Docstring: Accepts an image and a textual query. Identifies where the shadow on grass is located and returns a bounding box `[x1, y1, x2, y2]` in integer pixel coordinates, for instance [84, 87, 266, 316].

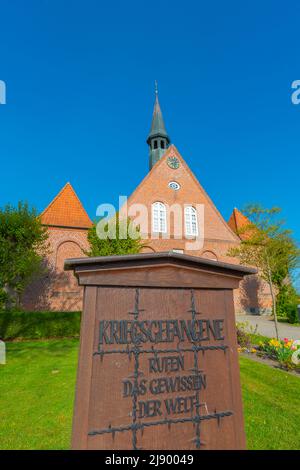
[0, 310, 81, 341]
[6, 338, 80, 359]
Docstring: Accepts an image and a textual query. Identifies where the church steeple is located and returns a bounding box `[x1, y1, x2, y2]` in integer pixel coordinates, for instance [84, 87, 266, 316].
[147, 82, 170, 170]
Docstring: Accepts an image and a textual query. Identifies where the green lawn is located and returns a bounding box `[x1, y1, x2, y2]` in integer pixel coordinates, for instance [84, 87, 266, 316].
[0, 339, 78, 450]
[240, 356, 300, 449]
[0, 339, 299, 450]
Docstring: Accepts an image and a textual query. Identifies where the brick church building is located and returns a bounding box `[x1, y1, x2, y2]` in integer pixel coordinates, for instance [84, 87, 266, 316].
[23, 91, 271, 314]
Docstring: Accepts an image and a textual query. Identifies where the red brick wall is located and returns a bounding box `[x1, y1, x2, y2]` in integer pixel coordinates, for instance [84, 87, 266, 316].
[23, 226, 89, 311]
[22, 146, 272, 315]
[123, 146, 240, 260]
[123, 146, 239, 261]
[123, 146, 272, 315]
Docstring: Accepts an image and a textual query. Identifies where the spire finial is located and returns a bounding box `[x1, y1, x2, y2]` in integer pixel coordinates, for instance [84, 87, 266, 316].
[155, 80, 158, 95]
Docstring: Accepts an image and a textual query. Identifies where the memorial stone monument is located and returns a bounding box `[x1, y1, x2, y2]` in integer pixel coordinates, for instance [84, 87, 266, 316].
[65, 252, 256, 450]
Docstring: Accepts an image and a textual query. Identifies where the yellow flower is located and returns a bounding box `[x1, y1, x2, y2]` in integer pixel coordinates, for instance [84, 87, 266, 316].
[270, 339, 280, 348]
[251, 348, 256, 353]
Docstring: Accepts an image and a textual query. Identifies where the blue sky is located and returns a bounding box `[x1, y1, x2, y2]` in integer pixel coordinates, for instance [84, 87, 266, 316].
[0, 1, 299, 283]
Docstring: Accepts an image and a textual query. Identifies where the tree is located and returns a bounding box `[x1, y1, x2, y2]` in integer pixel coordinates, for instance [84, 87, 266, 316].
[228, 205, 300, 339]
[0, 202, 49, 309]
[85, 214, 142, 257]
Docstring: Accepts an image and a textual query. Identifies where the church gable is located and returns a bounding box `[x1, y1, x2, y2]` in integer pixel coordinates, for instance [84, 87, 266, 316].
[127, 145, 240, 244]
[40, 182, 92, 229]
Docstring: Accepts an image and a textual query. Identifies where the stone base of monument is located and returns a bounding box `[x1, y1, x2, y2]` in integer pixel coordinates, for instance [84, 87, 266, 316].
[65, 252, 256, 450]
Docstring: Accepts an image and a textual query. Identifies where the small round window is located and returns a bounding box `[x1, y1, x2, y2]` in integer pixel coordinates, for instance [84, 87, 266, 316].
[168, 181, 180, 191]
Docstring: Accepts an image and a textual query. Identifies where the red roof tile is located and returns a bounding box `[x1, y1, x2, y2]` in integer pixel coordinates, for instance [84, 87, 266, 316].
[228, 208, 251, 240]
[40, 182, 92, 228]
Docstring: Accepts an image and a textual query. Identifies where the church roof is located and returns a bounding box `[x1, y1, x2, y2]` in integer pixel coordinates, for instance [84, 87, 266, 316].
[147, 92, 170, 144]
[40, 182, 92, 229]
[228, 208, 251, 240]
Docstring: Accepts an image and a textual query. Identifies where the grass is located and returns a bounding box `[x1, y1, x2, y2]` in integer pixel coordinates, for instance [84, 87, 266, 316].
[0, 339, 78, 449]
[240, 356, 300, 450]
[0, 339, 299, 450]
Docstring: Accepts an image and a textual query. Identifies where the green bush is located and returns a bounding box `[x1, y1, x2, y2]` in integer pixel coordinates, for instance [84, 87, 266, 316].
[277, 284, 299, 324]
[0, 310, 81, 341]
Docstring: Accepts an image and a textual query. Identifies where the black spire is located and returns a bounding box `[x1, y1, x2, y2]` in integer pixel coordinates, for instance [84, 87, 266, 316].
[147, 82, 170, 170]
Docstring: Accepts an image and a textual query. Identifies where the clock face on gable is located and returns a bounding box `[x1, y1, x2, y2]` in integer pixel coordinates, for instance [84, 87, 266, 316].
[167, 156, 180, 169]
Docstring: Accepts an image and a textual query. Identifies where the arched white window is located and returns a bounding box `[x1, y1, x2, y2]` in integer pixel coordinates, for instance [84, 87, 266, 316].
[152, 202, 167, 233]
[185, 206, 198, 236]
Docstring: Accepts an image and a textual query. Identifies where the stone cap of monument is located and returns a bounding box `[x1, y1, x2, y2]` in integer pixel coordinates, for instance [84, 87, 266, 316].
[65, 251, 256, 290]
